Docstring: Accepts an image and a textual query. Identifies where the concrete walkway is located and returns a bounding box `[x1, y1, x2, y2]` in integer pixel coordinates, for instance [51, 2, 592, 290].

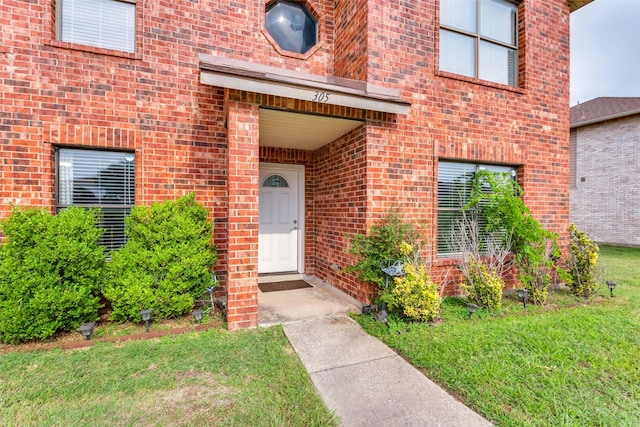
[283, 316, 492, 427]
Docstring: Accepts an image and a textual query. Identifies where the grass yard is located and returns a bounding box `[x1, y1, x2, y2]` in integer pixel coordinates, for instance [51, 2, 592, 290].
[0, 326, 337, 427]
[356, 245, 640, 426]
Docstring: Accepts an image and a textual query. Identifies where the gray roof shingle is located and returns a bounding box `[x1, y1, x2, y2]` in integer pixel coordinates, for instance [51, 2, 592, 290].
[570, 97, 640, 128]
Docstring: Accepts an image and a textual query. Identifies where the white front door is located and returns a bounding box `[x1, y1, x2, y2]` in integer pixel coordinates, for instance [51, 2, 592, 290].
[258, 165, 303, 274]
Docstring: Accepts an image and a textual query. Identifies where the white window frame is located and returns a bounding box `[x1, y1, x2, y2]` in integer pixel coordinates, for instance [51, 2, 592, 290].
[57, 0, 137, 53]
[439, 0, 519, 86]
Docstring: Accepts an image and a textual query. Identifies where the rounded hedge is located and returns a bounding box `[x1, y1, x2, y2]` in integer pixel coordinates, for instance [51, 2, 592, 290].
[0, 207, 105, 344]
[103, 194, 217, 322]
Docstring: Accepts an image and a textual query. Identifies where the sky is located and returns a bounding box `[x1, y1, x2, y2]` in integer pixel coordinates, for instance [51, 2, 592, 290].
[570, 0, 640, 106]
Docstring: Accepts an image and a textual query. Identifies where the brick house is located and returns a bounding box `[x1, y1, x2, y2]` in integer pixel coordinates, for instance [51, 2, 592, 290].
[570, 97, 640, 247]
[1, 0, 590, 329]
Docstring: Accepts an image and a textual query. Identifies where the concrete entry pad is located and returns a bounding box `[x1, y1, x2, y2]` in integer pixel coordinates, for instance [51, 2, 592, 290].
[258, 276, 361, 326]
[284, 316, 493, 427]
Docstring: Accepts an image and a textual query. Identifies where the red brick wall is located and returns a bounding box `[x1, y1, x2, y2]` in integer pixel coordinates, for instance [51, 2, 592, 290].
[334, 0, 368, 80]
[0, 0, 337, 213]
[313, 125, 372, 301]
[226, 100, 260, 330]
[361, 0, 571, 287]
[1, 0, 573, 323]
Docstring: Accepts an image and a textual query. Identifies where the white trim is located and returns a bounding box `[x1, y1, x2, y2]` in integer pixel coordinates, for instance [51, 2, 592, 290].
[201, 71, 410, 115]
[259, 163, 305, 274]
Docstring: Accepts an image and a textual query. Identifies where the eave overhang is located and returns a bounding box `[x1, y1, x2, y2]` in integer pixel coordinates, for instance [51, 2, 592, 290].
[571, 109, 640, 129]
[570, 0, 595, 12]
[199, 54, 411, 115]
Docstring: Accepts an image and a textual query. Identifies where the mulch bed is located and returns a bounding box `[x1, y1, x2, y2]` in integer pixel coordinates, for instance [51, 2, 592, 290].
[0, 316, 224, 355]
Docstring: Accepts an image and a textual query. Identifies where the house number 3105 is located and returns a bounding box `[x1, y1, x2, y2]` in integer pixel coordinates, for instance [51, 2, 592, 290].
[313, 91, 330, 103]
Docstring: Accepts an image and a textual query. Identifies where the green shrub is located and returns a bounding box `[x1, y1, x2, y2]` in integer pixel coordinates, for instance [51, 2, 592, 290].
[103, 194, 216, 322]
[460, 260, 504, 311]
[467, 171, 560, 305]
[564, 223, 599, 298]
[382, 263, 441, 322]
[0, 206, 105, 344]
[345, 210, 418, 288]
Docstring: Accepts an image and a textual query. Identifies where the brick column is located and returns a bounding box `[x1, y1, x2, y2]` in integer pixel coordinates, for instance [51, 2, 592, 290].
[225, 101, 260, 329]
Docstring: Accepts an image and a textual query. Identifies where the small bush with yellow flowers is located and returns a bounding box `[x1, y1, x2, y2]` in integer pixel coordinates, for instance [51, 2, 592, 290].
[563, 223, 600, 299]
[460, 260, 504, 311]
[381, 262, 442, 323]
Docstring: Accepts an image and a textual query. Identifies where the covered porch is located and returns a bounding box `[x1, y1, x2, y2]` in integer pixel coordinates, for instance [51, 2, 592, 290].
[199, 54, 410, 329]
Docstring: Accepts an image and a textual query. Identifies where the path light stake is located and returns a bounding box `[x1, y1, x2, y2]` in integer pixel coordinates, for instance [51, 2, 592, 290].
[375, 309, 388, 326]
[192, 309, 203, 324]
[207, 272, 218, 313]
[377, 260, 405, 325]
[77, 322, 95, 340]
[516, 288, 529, 309]
[466, 303, 479, 320]
[140, 309, 152, 332]
[606, 280, 617, 297]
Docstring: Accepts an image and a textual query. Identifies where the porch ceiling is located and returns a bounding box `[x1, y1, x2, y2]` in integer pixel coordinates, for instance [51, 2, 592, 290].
[260, 109, 363, 150]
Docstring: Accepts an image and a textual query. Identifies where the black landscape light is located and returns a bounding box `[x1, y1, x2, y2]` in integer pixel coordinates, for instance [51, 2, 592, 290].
[606, 280, 617, 297]
[207, 272, 218, 313]
[466, 303, 479, 320]
[377, 260, 404, 325]
[192, 309, 203, 324]
[375, 309, 388, 325]
[77, 322, 95, 340]
[140, 309, 152, 332]
[516, 288, 529, 309]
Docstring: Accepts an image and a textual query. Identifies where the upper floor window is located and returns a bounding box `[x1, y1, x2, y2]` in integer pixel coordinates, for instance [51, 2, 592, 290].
[57, 0, 136, 53]
[265, 0, 318, 55]
[439, 0, 519, 86]
[56, 148, 136, 251]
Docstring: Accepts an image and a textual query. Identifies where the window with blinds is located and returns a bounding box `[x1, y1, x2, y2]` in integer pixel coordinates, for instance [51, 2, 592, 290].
[56, 148, 135, 251]
[439, 0, 519, 86]
[57, 0, 136, 53]
[437, 161, 516, 256]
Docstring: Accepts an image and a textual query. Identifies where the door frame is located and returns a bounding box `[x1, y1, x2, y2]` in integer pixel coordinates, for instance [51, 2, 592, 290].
[258, 162, 305, 274]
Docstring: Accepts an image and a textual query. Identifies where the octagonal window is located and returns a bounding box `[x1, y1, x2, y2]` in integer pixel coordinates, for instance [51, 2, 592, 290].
[265, 1, 317, 55]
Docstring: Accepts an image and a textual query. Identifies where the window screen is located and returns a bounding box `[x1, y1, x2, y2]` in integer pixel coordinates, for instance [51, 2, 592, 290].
[437, 161, 516, 256]
[440, 0, 518, 86]
[58, 0, 136, 53]
[56, 148, 135, 251]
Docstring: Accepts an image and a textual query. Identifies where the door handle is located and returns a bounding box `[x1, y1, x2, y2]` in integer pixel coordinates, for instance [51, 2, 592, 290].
[292, 219, 298, 231]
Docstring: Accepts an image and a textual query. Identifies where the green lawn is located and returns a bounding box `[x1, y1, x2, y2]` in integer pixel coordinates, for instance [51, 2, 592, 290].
[356, 245, 640, 426]
[1, 246, 637, 426]
[0, 326, 337, 427]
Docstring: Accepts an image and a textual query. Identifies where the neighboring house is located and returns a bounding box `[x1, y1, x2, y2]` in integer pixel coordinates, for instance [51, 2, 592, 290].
[1, 0, 590, 329]
[570, 97, 640, 247]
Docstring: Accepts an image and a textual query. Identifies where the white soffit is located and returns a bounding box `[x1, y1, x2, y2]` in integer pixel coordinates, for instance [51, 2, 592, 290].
[260, 109, 363, 150]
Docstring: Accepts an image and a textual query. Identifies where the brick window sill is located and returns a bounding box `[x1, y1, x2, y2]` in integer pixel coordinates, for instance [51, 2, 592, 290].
[436, 70, 525, 95]
[47, 40, 141, 61]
